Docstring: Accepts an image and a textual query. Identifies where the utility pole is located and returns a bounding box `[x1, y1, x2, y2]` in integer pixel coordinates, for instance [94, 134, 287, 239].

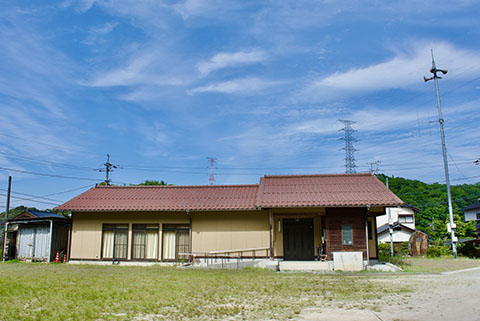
[424, 49, 457, 259]
[339, 120, 358, 173]
[386, 177, 394, 256]
[2, 176, 12, 262]
[99, 154, 118, 186]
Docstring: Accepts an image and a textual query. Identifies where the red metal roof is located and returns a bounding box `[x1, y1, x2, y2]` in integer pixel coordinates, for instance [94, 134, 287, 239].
[55, 173, 403, 212]
[256, 173, 403, 208]
[56, 185, 259, 212]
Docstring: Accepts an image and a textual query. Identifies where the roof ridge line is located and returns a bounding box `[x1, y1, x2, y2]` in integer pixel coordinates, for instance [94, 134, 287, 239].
[263, 173, 372, 178]
[96, 184, 259, 189]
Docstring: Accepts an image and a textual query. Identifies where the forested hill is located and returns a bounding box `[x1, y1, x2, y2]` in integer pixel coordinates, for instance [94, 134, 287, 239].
[376, 174, 480, 240]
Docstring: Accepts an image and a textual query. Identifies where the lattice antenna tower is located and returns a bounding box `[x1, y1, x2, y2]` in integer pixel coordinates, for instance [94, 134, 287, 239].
[339, 120, 358, 173]
[207, 157, 217, 185]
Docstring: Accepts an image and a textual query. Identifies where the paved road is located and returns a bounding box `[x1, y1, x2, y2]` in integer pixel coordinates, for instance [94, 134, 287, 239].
[300, 267, 480, 321]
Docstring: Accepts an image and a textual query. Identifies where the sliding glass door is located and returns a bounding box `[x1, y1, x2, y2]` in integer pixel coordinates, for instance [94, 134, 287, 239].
[162, 225, 190, 261]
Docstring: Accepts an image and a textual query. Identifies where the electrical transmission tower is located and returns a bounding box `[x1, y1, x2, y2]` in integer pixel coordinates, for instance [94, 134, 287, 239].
[99, 154, 118, 186]
[424, 49, 457, 259]
[339, 120, 358, 173]
[367, 160, 381, 174]
[207, 157, 217, 185]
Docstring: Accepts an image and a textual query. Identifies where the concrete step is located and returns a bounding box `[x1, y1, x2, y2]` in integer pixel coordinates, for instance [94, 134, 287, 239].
[279, 261, 332, 272]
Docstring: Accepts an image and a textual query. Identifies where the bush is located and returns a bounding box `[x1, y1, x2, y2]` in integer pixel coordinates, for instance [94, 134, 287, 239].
[426, 245, 451, 257]
[398, 242, 409, 256]
[378, 243, 390, 251]
[458, 242, 480, 258]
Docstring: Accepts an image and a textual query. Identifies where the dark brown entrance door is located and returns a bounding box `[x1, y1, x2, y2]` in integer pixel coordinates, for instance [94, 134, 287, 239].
[283, 218, 314, 260]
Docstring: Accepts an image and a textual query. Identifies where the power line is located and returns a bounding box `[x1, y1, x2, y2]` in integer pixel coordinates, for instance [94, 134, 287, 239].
[0, 166, 102, 182]
[7, 195, 60, 207]
[0, 184, 93, 206]
[0, 189, 62, 203]
[0, 133, 105, 156]
[0, 151, 98, 171]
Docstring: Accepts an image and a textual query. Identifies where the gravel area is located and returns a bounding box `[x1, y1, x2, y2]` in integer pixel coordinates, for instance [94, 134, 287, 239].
[299, 267, 480, 321]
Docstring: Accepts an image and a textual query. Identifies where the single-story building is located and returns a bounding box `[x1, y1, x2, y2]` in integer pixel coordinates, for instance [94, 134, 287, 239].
[4, 210, 71, 262]
[55, 173, 403, 264]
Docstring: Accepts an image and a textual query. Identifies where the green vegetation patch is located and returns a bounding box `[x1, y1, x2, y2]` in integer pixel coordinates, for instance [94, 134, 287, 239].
[0, 263, 412, 320]
[402, 257, 480, 273]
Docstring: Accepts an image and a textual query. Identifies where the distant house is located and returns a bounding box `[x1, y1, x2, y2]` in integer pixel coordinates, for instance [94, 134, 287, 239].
[55, 173, 403, 267]
[461, 199, 480, 236]
[376, 206, 418, 245]
[4, 210, 71, 262]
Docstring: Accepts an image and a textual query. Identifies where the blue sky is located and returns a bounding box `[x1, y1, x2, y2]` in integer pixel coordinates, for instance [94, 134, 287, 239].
[1, 0, 480, 210]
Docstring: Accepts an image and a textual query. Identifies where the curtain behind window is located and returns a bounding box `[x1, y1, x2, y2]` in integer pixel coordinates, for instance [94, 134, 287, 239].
[133, 232, 146, 259]
[114, 230, 128, 259]
[145, 231, 158, 259]
[176, 231, 189, 260]
[102, 230, 114, 258]
[163, 231, 176, 260]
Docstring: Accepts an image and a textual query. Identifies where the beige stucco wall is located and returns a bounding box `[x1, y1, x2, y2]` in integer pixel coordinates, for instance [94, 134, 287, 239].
[191, 211, 269, 255]
[70, 211, 189, 260]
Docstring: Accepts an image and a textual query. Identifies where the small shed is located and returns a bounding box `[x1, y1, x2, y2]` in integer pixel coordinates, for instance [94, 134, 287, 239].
[408, 231, 428, 256]
[6, 210, 70, 262]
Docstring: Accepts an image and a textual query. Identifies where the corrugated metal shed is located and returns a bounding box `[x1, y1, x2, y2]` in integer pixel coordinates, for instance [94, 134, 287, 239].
[7, 210, 70, 262]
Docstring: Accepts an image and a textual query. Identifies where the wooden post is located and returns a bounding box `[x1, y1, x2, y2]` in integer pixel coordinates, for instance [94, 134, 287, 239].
[365, 208, 370, 265]
[269, 209, 274, 260]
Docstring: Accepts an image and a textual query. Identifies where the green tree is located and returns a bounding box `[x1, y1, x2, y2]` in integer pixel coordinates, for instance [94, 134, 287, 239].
[132, 180, 173, 186]
[376, 174, 480, 242]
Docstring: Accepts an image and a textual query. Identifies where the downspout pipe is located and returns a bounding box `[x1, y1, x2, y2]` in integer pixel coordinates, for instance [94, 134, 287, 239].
[365, 205, 370, 267]
[187, 209, 192, 262]
[66, 221, 71, 262]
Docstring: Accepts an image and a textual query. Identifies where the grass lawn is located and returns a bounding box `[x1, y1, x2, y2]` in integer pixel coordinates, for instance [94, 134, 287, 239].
[402, 257, 480, 273]
[0, 263, 412, 321]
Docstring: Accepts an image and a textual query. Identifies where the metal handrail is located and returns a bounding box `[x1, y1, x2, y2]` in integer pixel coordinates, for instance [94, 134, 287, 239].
[179, 247, 270, 267]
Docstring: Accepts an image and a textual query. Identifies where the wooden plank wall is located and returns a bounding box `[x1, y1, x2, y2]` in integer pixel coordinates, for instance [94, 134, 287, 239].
[325, 207, 367, 259]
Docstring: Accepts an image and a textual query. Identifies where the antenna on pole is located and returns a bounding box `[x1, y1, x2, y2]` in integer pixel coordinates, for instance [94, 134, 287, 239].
[339, 120, 358, 173]
[424, 49, 457, 259]
[207, 157, 216, 185]
[99, 154, 118, 186]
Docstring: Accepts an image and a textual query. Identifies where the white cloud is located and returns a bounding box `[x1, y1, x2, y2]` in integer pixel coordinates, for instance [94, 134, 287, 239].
[197, 50, 267, 76]
[189, 77, 280, 95]
[312, 42, 480, 92]
[90, 22, 118, 35]
[173, 0, 241, 20]
[87, 49, 192, 89]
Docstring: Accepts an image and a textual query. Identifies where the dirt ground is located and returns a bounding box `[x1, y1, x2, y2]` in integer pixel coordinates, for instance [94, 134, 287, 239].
[299, 267, 480, 321]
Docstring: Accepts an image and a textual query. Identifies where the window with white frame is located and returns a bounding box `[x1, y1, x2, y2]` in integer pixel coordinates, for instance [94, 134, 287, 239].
[399, 215, 414, 223]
